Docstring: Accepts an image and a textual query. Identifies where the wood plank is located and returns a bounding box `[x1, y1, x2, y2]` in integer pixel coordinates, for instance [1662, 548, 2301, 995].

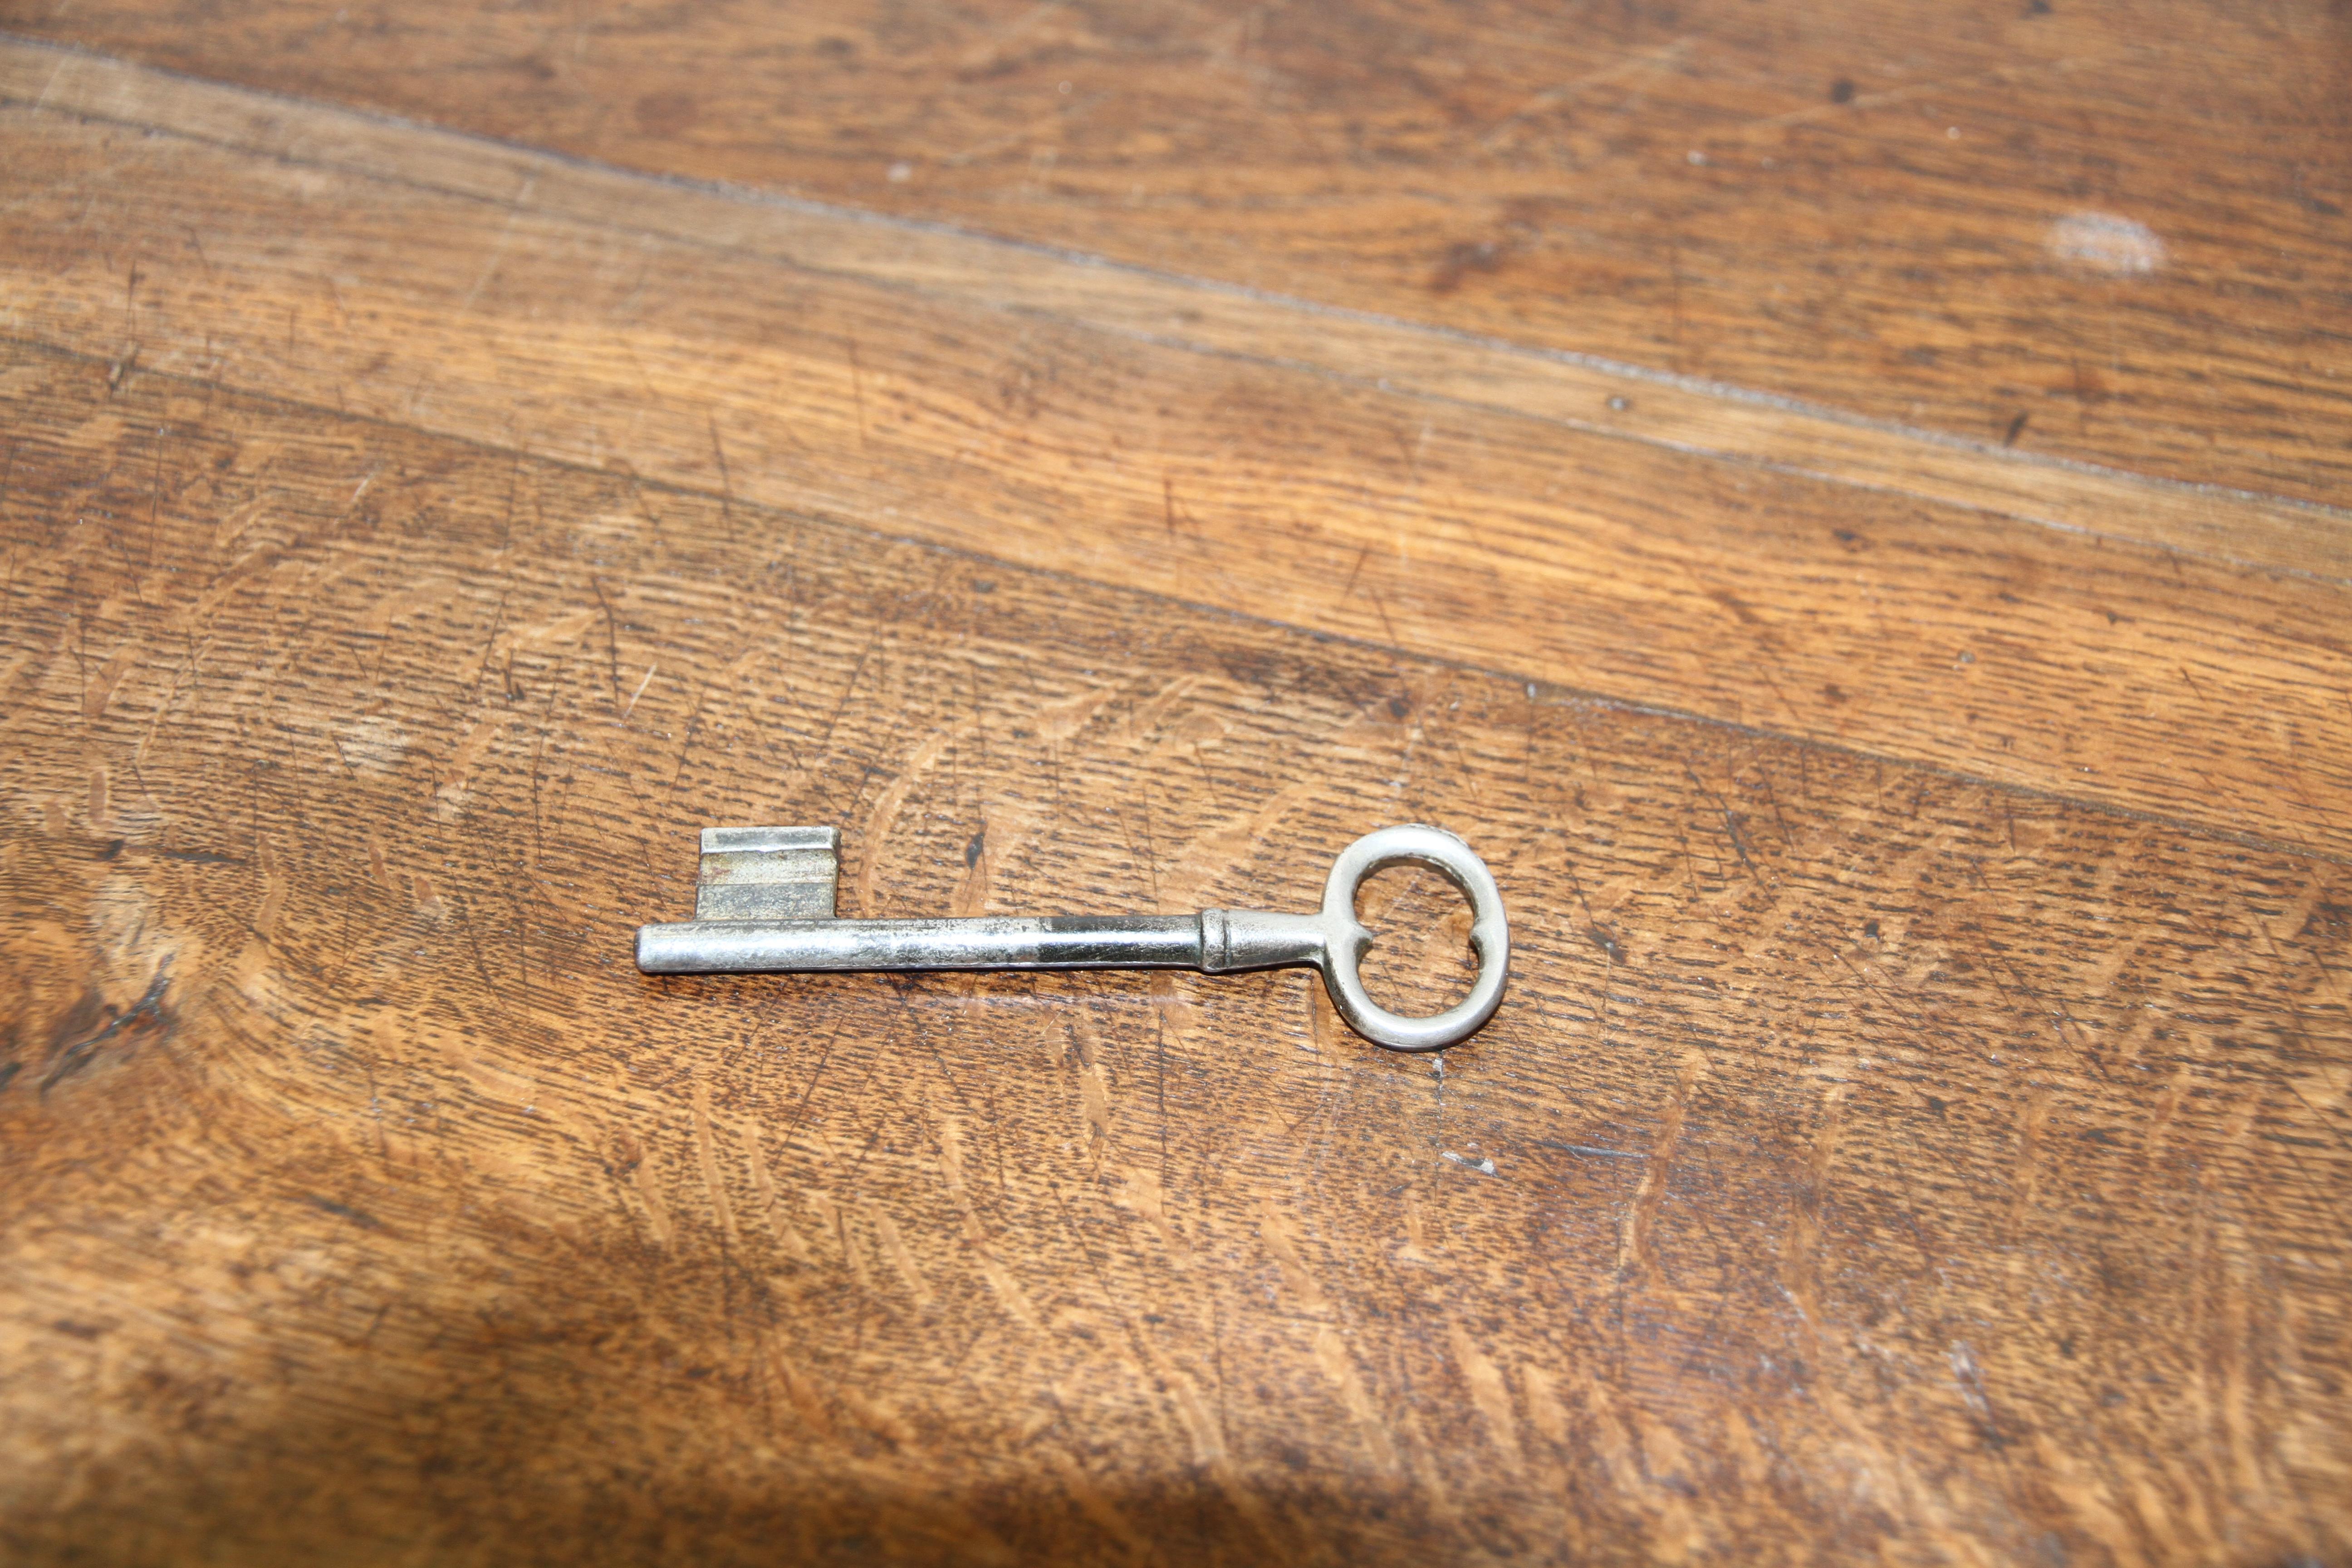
[4, 343, 2347, 1564]
[8, 37, 2346, 585]
[5, 0, 2348, 506]
[3, 59, 2349, 862]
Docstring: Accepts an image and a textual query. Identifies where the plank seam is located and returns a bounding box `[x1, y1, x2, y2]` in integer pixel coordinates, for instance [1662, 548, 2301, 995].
[2, 32, 2346, 585]
[6, 329, 2339, 871]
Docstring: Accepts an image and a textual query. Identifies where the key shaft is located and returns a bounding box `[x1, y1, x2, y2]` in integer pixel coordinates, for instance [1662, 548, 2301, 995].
[637, 913, 1206, 974]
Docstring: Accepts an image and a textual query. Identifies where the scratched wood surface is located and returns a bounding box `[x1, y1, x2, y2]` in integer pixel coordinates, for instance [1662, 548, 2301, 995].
[4, 49, 2351, 867]
[6, 0, 2349, 507]
[3, 345, 2347, 1566]
[2, 7, 2350, 1567]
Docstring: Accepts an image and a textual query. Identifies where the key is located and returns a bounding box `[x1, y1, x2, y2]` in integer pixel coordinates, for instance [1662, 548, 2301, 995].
[635, 823, 1509, 1051]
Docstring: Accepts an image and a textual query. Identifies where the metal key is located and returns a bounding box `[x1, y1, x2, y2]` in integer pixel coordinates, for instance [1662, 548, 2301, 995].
[635, 823, 1509, 1051]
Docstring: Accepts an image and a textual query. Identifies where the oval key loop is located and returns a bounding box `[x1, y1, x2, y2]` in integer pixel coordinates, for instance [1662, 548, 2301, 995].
[1315, 825, 1510, 1053]
[638, 820, 1512, 1051]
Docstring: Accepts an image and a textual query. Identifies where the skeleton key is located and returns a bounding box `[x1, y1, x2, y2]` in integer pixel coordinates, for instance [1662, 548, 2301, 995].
[635, 823, 1509, 1051]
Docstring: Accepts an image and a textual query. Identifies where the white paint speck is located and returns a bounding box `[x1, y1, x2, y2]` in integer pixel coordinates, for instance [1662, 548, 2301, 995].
[1686, 149, 1706, 165]
[887, 161, 913, 183]
[2048, 211, 2165, 277]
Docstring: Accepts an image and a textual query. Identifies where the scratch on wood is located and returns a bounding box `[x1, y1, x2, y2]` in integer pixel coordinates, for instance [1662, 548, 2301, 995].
[691, 1076, 740, 1246]
[1312, 1323, 1400, 1472]
[590, 576, 622, 710]
[870, 1205, 934, 1306]
[2008, 1086, 2052, 1239]
[743, 1129, 812, 1261]
[1617, 1052, 1704, 1285]
[1449, 1318, 1527, 1472]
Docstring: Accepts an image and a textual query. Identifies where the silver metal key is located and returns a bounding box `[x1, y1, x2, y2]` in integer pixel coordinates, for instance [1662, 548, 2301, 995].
[635, 823, 1509, 1051]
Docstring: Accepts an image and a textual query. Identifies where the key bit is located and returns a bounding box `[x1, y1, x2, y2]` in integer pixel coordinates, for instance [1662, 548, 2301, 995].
[635, 823, 1509, 1052]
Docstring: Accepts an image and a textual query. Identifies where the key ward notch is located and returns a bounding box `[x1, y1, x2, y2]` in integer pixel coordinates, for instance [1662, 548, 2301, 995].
[694, 824, 840, 921]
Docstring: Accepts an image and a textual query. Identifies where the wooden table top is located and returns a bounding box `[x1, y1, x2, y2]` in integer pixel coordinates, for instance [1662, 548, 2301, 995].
[1, 5, 2345, 1563]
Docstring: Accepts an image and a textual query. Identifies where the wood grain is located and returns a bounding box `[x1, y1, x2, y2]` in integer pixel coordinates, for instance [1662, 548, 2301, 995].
[7, 37, 2345, 585]
[4, 50, 2351, 865]
[5, 0, 2348, 506]
[4, 344, 2347, 1565]
[4, 12, 2349, 1565]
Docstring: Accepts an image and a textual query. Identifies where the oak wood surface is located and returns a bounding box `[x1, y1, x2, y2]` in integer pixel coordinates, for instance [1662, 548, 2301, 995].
[5, 36, 2347, 591]
[5, 0, 2349, 507]
[3, 49, 2350, 864]
[3, 345, 2347, 1566]
[1, 9, 2349, 1567]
